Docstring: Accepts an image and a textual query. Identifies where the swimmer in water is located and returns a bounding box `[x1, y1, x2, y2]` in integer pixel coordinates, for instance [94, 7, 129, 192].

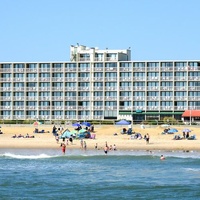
[160, 155, 165, 160]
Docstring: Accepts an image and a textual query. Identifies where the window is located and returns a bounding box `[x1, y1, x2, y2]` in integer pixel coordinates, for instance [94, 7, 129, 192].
[161, 62, 173, 67]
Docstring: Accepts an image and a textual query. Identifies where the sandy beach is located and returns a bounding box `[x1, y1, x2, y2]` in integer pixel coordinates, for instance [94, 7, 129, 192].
[0, 124, 200, 151]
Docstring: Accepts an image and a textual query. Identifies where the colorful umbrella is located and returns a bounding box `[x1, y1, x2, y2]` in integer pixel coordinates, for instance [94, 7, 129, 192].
[182, 128, 191, 133]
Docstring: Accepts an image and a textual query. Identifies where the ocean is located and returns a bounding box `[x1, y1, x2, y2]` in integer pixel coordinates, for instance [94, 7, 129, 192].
[0, 149, 200, 200]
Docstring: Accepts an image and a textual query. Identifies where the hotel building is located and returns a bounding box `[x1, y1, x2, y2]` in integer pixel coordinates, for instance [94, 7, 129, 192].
[0, 45, 199, 122]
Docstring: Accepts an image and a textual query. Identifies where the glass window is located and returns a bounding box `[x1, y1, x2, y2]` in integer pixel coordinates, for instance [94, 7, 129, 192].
[105, 63, 117, 68]
[65, 63, 77, 68]
[40, 63, 50, 68]
[94, 63, 103, 67]
[133, 62, 145, 67]
[147, 62, 159, 67]
[53, 63, 63, 68]
[161, 62, 173, 67]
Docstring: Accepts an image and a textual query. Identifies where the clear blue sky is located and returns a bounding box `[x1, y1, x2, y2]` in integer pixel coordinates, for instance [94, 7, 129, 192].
[0, 0, 200, 62]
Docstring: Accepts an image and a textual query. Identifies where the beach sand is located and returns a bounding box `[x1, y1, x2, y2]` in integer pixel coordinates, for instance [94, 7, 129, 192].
[0, 124, 200, 151]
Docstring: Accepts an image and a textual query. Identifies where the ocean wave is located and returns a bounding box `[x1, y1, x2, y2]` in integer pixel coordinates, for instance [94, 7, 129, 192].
[1, 153, 58, 159]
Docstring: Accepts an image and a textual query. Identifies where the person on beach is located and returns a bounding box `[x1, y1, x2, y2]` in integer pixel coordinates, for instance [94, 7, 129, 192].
[146, 133, 150, 144]
[104, 145, 109, 155]
[95, 143, 98, 150]
[84, 141, 87, 150]
[61, 143, 66, 155]
[113, 144, 117, 151]
[160, 155, 165, 160]
[80, 139, 83, 149]
[55, 135, 59, 143]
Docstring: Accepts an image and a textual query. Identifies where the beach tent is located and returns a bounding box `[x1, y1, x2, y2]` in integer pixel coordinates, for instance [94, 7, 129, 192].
[60, 129, 77, 138]
[115, 120, 131, 125]
[33, 121, 42, 126]
[168, 128, 178, 134]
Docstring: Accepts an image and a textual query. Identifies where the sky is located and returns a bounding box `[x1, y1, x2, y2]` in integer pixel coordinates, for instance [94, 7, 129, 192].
[0, 0, 200, 62]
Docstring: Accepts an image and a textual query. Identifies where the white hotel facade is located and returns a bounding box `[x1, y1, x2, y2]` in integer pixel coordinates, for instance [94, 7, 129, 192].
[0, 44, 199, 122]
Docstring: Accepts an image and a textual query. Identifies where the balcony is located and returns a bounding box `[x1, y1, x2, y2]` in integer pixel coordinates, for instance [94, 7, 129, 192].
[52, 115, 63, 120]
[38, 68, 51, 72]
[105, 96, 117, 101]
[39, 115, 50, 119]
[65, 96, 76, 101]
[93, 115, 104, 120]
[105, 57, 117, 61]
[65, 77, 77, 81]
[133, 96, 145, 101]
[133, 86, 146, 91]
[160, 106, 173, 110]
[105, 77, 118, 81]
[120, 86, 132, 91]
[13, 78, 25, 82]
[188, 76, 200, 81]
[13, 68, 25, 73]
[13, 87, 25, 91]
[160, 96, 173, 101]
[38, 87, 50, 91]
[93, 77, 103, 81]
[147, 86, 159, 91]
[77, 115, 90, 120]
[174, 96, 188, 101]
[0, 78, 12, 82]
[105, 87, 117, 91]
[146, 96, 160, 101]
[104, 106, 117, 110]
[0, 97, 12, 101]
[26, 78, 37, 82]
[174, 86, 187, 91]
[0, 106, 11, 110]
[93, 67, 103, 71]
[146, 106, 159, 110]
[147, 77, 159, 81]
[132, 77, 145, 81]
[26, 68, 37, 73]
[105, 67, 117, 71]
[65, 87, 77, 91]
[147, 67, 159, 71]
[78, 96, 90, 101]
[93, 86, 103, 91]
[65, 106, 76, 110]
[27, 96, 38, 101]
[93, 96, 104, 101]
[51, 97, 63, 101]
[78, 77, 90, 81]
[188, 96, 200, 100]
[78, 87, 90, 91]
[13, 106, 24, 110]
[52, 68, 63, 72]
[52, 87, 64, 91]
[93, 106, 104, 110]
[174, 76, 187, 81]
[174, 106, 187, 110]
[119, 77, 132, 81]
[120, 96, 132, 101]
[133, 106, 145, 110]
[13, 97, 25, 100]
[78, 106, 90, 110]
[119, 67, 132, 72]
[52, 77, 64, 82]
[160, 76, 173, 81]
[52, 106, 63, 110]
[38, 78, 51, 82]
[38, 106, 50, 110]
[65, 67, 77, 72]
[38, 96, 51, 101]
[13, 115, 25, 120]
[119, 106, 132, 110]
[78, 68, 90, 72]
[160, 86, 173, 91]
[0, 68, 12, 73]
[133, 67, 145, 72]
[65, 115, 77, 120]
[160, 67, 173, 71]
[25, 106, 37, 110]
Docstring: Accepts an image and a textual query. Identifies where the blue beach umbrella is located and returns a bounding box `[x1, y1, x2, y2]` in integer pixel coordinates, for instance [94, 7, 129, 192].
[72, 122, 81, 127]
[81, 122, 91, 127]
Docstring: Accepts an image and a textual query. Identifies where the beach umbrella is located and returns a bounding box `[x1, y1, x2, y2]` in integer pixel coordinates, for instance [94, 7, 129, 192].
[115, 120, 131, 125]
[81, 122, 91, 127]
[168, 128, 178, 133]
[182, 128, 191, 133]
[72, 122, 81, 127]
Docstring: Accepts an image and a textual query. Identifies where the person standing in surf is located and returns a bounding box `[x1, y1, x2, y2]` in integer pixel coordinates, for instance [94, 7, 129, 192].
[61, 143, 66, 155]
